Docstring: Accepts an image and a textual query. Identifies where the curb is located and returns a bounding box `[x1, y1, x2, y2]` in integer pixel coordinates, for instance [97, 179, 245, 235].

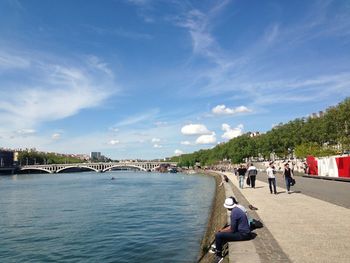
[302, 174, 350, 182]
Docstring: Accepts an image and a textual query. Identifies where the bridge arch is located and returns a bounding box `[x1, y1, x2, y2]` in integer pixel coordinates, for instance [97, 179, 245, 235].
[103, 164, 147, 172]
[151, 165, 161, 171]
[20, 167, 52, 174]
[56, 166, 99, 173]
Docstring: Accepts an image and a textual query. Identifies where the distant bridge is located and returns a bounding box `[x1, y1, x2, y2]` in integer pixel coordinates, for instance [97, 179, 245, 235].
[19, 161, 177, 174]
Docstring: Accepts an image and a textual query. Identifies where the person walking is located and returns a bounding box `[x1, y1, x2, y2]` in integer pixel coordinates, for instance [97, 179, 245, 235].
[283, 163, 294, 194]
[247, 163, 258, 188]
[212, 197, 252, 263]
[237, 164, 247, 189]
[266, 162, 277, 194]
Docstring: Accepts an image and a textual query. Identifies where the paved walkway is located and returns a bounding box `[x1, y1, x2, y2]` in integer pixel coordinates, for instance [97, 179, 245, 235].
[221, 172, 350, 263]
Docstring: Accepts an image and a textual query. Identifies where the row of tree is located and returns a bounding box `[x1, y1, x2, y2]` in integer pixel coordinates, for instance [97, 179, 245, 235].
[17, 151, 83, 165]
[171, 98, 350, 167]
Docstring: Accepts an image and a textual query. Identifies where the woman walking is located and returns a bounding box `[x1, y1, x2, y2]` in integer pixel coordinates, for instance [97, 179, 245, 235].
[283, 163, 294, 194]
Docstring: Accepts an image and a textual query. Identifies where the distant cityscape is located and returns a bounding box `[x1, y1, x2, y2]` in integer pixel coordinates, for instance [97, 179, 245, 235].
[0, 147, 171, 170]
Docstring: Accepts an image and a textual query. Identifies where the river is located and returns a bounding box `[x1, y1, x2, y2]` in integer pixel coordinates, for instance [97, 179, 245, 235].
[0, 171, 215, 263]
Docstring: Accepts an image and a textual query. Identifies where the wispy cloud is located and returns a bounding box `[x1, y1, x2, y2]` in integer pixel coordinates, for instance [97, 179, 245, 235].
[85, 25, 153, 40]
[52, 133, 61, 140]
[151, 137, 161, 143]
[0, 52, 30, 69]
[108, 139, 120, 145]
[114, 109, 159, 127]
[0, 49, 117, 136]
[16, 129, 36, 137]
[174, 7, 227, 66]
[171, 0, 350, 106]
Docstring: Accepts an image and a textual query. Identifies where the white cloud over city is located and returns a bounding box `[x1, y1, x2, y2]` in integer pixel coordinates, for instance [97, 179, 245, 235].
[195, 132, 216, 145]
[174, 149, 183, 156]
[212, 105, 252, 115]
[221, 124, 244, 140]
[181, 124, 211, 135]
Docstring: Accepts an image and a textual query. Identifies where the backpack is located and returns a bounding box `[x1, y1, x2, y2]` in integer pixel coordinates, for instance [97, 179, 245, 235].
[249, 169, 258, 176]
[250, 218, 263, 231]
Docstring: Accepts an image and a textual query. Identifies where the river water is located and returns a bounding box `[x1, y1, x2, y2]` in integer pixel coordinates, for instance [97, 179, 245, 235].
[0, 171, 215, 263]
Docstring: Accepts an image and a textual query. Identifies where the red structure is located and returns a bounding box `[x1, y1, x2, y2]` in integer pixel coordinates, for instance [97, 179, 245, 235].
[306, 155, 318, 175]
[336, 156, 350, 178]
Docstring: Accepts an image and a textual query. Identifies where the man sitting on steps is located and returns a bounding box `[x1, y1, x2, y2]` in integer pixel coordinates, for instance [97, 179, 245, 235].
[213, 197, 252, 263]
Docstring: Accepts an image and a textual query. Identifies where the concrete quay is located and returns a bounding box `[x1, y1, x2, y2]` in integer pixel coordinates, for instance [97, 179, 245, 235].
[219, 172, 350, 263]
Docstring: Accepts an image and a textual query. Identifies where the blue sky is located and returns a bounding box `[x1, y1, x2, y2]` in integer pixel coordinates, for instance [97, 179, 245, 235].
[0, 0, 349, 160]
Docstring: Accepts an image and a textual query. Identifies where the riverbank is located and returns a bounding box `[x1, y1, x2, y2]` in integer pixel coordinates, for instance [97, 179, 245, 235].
[196, 171, 227, 263]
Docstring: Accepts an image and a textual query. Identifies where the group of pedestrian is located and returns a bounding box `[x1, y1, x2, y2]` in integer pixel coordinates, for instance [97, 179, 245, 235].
[235, 162, 296, 194]
[236, 163, 258, 189]
[266, 161, 295, 194]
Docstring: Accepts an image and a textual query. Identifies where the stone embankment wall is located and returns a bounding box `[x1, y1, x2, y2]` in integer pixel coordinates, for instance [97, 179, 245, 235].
[197, 171, 227, 263]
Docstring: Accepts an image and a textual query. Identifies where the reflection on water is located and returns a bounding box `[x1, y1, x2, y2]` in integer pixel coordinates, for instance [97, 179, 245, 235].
[0, 171, 214, 263]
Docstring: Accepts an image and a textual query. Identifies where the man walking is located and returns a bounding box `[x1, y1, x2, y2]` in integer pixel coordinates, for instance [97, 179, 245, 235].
[213, 197, 252, 263]
[237, 165, 247, 189]
[266, 162, 277, 194]
[247, 163, 258, 188]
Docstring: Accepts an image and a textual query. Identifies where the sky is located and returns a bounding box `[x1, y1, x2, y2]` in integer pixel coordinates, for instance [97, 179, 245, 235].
[0, 0, 350, 160]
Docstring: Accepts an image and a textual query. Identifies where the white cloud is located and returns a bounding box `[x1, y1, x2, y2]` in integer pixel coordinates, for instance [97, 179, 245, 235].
[0, 52, 30, 70]
[126, 0, 150, 6]
[154, 121, 167, 127]
[109, 139, 120, 145]
[181, 140, 192, 145]
[221, 123, 244, 140]
[16, 129, 36, 136]
[151, 137, 161, 143]
[153, 144, 162, 148]
[264, 24, 280, 44]
[0, 50, 116, 131]
[195, 132, 216, 145]
[52, 133, 61, 140]
[86, 55, 113, 77]
[174, 149, 183, 156]
[212, 105, 251, 115]
[115, 109, 159, 127]
[109, 127, 119, 132]
[181, 124, 211, 135]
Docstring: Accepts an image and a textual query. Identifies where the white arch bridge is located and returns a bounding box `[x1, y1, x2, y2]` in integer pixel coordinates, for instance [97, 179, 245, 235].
[19, 161, 177, 174]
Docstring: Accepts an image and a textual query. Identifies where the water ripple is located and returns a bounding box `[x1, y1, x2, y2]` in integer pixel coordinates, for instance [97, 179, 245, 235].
[0, 172, 214, 263]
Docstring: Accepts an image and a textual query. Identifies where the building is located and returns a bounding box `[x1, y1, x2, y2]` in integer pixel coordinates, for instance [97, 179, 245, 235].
[90, 152, 101, 161]
[0, 150, 14, 167]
